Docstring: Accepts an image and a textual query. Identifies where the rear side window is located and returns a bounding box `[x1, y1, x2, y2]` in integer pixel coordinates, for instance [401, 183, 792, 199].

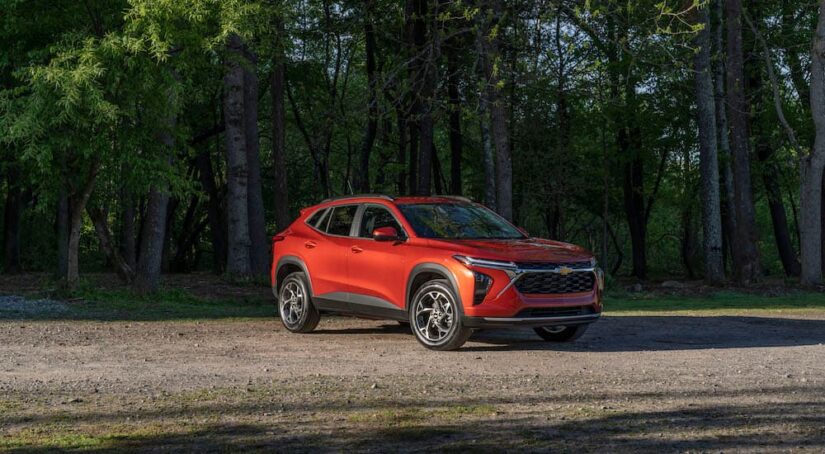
[326, 205, 358, 236]
[306, 208, 327, 228]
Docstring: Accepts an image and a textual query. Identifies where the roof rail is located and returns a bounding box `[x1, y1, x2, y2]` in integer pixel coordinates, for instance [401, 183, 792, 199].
[432, 195, 474, 203]
[320, 194, 395, 203]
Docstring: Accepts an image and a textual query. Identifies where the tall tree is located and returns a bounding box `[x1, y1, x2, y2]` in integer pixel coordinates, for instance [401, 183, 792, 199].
[725, 0, 761, 283]
[354, 1, 378, 193]
[243, 45, 268, 276]
[713, 0, 737, 270]
[478, 0, 512, 220]
[694, 2, 725, 284]
[446, 54, 463, 195]
[802, 0, 825, 286]
[224, 33, 252, 277]
[271, 21, 290, 231]
[3, 170, 23, 273]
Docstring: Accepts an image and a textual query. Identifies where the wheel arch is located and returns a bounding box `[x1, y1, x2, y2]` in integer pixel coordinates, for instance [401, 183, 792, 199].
[275, 256, 314, 299]
[405, 263, 464, 314]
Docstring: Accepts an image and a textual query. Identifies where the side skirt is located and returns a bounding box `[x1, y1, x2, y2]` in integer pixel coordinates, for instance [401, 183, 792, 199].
[313, 292, 407, 322]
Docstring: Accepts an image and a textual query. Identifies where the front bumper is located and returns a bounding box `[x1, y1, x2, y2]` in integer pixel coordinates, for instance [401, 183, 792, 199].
[457, 260, 605, 321]
[462, 312, 600, 329]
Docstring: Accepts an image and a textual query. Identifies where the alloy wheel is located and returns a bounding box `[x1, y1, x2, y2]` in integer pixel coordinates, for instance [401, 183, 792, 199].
[414, 289, 455, 343]
[280, 280, 305, 326]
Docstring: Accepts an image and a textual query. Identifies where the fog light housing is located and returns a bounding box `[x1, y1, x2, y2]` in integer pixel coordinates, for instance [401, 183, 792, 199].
[473, 272, 492, 305]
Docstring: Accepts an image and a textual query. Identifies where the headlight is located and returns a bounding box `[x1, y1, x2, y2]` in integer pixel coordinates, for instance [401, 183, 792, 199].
[453, 255, 518, 271]
[590, 257, 597, 268]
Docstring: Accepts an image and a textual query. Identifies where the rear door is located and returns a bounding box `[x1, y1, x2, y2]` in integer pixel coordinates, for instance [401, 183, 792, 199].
[347, 204, 409, 318]
[309, 204, 358, 308]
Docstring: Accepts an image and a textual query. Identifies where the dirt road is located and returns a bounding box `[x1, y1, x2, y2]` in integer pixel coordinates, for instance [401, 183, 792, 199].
[2, 308, 825, 452]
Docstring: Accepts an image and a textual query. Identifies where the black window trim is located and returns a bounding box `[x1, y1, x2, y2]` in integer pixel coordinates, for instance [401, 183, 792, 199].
[353, 203, 408, 241]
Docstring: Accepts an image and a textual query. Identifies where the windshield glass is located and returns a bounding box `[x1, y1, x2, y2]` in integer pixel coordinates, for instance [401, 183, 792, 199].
[397, 203, 525, 240]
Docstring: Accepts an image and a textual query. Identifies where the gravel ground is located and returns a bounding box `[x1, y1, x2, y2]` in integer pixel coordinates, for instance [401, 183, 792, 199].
[1, 296, 825, 452]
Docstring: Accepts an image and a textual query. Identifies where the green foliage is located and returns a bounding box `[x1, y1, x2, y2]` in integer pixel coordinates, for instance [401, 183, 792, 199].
[0, 0, 818, 283]
[607, 290, 825, 313]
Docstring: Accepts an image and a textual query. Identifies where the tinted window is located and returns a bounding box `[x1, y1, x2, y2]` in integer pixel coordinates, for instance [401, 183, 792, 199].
[306, 208, 327, 227]
[397, 203, 524, 240]
[358, 206, 404, 238]
[326, 205, 358, 236]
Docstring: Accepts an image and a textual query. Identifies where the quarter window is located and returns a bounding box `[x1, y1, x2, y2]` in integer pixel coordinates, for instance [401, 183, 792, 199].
[326, 205, 358, 236]
[358, 206, 404, 238]
[306, 208, 327, 228]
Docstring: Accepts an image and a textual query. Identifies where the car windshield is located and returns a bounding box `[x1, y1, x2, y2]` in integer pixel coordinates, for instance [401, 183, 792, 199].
[397, 203, 525, 240]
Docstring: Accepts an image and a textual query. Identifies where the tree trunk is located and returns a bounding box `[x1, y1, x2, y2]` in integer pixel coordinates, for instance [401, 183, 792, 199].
[170, 195, 199, 272]
[801, 0, 825, 286]
[415, 0, 435, 196]
[133, 186, 170, 293]
[396, 107, 408, 195]
[66, 206, 84, 288]
[355, 3, 378, 193]
[447, 52, 463, 195]
[194, 150, 227, 273]
[694, 2, 725, 284]
[478, 0, 512, 219]
[3, 170, 22, 273]
[479, 117, 496, 210]
[725, 0, 761, 283]
[405, 0, 423, 196]
[133, 91, 176, 293]
[243, 45, 268, 277]
[160, 197, 178, 273]
[224, 33, 252, 277]
[66, 162, 100, 289]
[714, 0, 737, 272]
[56, 190, 69, 279]
[271, 47, 290, 231]
[88, 206, 135, 283]
[120, 189, 136, 269]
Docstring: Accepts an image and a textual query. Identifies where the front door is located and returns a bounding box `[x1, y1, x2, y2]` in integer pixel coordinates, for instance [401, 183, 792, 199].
[347, 204, 409, 319]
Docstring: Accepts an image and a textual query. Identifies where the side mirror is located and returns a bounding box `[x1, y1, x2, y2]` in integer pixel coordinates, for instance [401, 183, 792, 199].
[373, 226, 400, 242]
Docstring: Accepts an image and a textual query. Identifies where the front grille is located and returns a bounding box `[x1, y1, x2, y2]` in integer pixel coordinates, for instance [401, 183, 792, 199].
[515, 271, 595, 294]
[515, 306, 595, 318]
[516, 261, 592, 271]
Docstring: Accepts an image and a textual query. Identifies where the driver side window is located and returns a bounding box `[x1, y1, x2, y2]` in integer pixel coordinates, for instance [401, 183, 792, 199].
[358, 206, 404, 239]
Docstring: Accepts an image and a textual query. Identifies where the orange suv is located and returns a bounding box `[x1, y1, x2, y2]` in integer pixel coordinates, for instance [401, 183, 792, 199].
[270, 195, 603, 350]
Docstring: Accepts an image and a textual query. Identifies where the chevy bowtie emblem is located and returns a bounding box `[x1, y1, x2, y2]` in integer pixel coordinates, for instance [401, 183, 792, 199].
[558, 266, 573, 276]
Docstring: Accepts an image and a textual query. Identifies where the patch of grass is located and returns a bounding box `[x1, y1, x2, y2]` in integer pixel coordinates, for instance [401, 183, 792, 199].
[0, 427, 105, 450]
[347, 404, 497, 427]
[70, 286, 274, 321]
[0, 283, 275, 322]
[605, 290, 825, 314]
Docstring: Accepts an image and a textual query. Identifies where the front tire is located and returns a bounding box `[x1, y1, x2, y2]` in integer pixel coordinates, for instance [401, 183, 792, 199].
[410, 279, 473, 351]
[533, 324, 589, 342]
[278, 272, 320, 333]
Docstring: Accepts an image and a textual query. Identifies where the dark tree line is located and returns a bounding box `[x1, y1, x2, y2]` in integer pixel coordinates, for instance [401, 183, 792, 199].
[1, 0, 825, 291]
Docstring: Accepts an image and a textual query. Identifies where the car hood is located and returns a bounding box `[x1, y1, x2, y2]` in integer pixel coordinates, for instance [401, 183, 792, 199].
[427, 237, 593, 263]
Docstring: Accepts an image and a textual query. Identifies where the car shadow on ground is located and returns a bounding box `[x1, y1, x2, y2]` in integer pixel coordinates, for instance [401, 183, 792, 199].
[462, 315, 825, 352]
[313, 314, 825, 352]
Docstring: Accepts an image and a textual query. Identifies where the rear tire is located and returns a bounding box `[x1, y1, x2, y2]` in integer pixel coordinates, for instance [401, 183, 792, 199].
[533, 324, 589, 342]
[278, 272, 320, 333]
[410, 279, 473, 351]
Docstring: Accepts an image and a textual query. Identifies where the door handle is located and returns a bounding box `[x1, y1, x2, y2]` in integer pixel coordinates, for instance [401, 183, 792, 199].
[304, 241, 317, 249]
[351, 246, 363, 253]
